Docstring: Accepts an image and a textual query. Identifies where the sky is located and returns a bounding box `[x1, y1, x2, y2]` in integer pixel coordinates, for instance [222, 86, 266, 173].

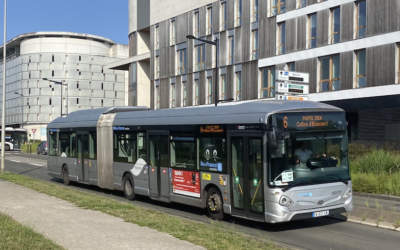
[0, 0, 129, 45]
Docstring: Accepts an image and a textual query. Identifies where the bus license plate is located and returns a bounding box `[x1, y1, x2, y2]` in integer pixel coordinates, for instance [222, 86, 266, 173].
[312, 211, 329, 217]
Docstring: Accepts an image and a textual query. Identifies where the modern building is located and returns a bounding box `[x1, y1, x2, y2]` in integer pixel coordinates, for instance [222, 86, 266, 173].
[110, 0, 400, 144]
[0, 32, 129, 141]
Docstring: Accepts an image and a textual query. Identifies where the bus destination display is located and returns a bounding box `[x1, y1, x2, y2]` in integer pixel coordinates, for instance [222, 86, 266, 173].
[275, 113, 345, 131]
[200, 125, 224, 133]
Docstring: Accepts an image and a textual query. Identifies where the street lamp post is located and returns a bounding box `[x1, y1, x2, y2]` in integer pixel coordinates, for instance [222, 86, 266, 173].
[186, 35, 234, 106]
[14, 92, 23, 129]
[1, 0, 7, 173]
[42, 78, 68, 117]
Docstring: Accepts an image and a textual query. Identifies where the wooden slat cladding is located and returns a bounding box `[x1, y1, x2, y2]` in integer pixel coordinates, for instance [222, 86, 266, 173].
[242, 24, 251, 62]
[308, 0, 317, 6]
[169, 46, 175, 76]
[227, 0, 235, 30]
[242, 61, 259, 100]
[212, 2, 220, 33]
[199, 6, 207, 38]
[234, 26, 243, 64]
[227, 65, 235, 100]
[366, 0, 399, 36]
[359, 107, 400, 141]
[286, 18, 297, 54]
[160, 78, 170, 109]
[220, 31, 227, 67]
[150, 25, 155, 81]
[398, 0, 400, 31]
[366, 43, 396, 87]
[242, 0, 251, 26]
[286, 0, 297, 12]
[176, 75, 182, 108]
[159, 47, 169, 79]
[317, 9, 329, 47]
[176, 13, 188, 45]
[276, 63, 286, 70]
[188, 11, 194, 38]
[263, 17, 277, 58]
[340, 51, 354, 90]
[187, 73, 193, 106]
[341, 3, 354, 42]
[159, 20, 169, 49]
[296, 58, 317, 93]
[199, 71, 206, 105]
[296, 15, 307, 51]
[259, 0, 269, 21]
[150, 80, 155, 109]
[188, 39, 194, 73]
[206, 35, 213, 70]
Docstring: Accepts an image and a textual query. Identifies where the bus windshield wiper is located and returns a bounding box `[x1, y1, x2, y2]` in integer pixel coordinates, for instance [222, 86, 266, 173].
[319, 174, 349, 185]
[282, 180, 313, 192]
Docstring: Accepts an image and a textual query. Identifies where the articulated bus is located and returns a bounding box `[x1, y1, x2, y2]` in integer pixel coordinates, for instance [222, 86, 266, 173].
[47, 100, 353, 223]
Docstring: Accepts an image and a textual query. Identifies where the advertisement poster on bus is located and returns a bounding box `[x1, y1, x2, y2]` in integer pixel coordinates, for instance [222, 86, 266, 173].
[172, 170, 200, 198]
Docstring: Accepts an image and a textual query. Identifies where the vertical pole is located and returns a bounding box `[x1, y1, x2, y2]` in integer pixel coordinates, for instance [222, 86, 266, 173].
[21, 95, 23, 129]
[1, 0, 7, 173]
[60, 82, 62, 117]
[214, 38, 219, 106]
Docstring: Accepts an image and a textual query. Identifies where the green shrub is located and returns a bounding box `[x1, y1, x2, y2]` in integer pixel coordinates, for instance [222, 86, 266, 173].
[351, 149, 400, 175]
[20, 142, 41, 154]
[351, 173, 400, 196]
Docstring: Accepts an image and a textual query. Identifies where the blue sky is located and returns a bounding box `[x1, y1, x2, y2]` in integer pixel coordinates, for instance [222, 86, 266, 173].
[0, 0, 128, 45]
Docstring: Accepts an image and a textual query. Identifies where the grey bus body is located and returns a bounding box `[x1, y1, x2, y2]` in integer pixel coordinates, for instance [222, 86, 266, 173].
[47, 100, 353, 223]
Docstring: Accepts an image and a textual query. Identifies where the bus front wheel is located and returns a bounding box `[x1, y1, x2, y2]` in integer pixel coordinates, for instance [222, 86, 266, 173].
[123, 174, 136, 200]
[206, 187, 224, 221]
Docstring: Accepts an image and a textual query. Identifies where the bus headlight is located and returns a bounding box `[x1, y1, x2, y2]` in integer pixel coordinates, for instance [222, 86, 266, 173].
[343, 188, 352, 199]
[279, 196, 294, 207]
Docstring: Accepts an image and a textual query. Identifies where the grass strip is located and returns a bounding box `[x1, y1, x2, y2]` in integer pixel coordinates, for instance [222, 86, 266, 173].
[0, 211, 63, 250]
[0, 173, 283, 250]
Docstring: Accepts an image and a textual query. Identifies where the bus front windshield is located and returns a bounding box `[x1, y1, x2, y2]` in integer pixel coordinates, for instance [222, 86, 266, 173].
[269, 131, 350, 188]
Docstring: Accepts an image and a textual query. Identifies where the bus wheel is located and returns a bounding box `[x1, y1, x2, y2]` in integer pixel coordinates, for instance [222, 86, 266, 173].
[62, 167, 70, 186]
[5, 145, 10, 151]
[123, 174, 136, 200]
[206, 187, 224, 221]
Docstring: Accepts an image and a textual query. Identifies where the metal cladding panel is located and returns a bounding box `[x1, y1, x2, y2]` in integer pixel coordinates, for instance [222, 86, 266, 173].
[105, 91, 115, 98]
[199, 6, 207, 37]
[317, 9, 329, 47]
[115, 83, 125, 92]
[93, 90, 104, 98]
[105, 74, 114, 82]
[259, 0, 268, 21]
[341, 3, 354, 43]
[67, 55, 80, 63]
[296, 58, 317, 94]
[65, 63, 77, 71]
[41, 54, 52, 62]
[226, 65, 234, 100]
[199, 71, 206, 105]
[54, 70, 66, 78]
[79, 64, 90, 72]
[286, 18, 297, 53]
[297, 15, 307, 51]
[187, 73, 193, 106]
[212, 1, 220, 33]
[54, 54, 66, 63]
[30, 55, 40, 63]
[366, 43, 396, 87]
[359, 107, 400, 141]
[160, 78, 170, 109]
[80, 55, 92, 64]
[92, 57, 104, 65]
[340, 51, 354, 90]
[220, 31, 227, 67]
[176, 75, 182, 108]
[67, 71, 80, 79]
[227, 0, 235, 30]
[286, 0, 297, 12]
[176, 12, 189, 45]
[52, 62, 64, 70]
[97, 113, 116, 190]
[234, 26, 243, 64]
[38, 63, 50, 70]
[242, 23, 251, 62]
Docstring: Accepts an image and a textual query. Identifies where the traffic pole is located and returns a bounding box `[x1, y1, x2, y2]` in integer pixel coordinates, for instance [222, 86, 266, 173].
[1, 0, 7, 173]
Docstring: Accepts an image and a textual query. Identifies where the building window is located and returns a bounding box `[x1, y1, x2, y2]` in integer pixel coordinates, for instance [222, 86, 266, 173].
[298, 0, 307, 8]
[177, 49, 187, 75]
[356, 49, 366, 88]
[221, 2, 227, 31]
[270, 0, 286, 17]
[331, 7, 340, 44]
[182, 81, 187, 107]
[220, 74, 227, 100]
[260, 66, 276, 98]
[194, 11, 200, 37]
[207, 77, 213, 104]
[287, 62, 295, 71]
[308, 13, 317, 48]
[235, 0, 242, 26]
[171, 19, 176, 45]
[194, 79, 199, 106]
[155, 56, 160, 79]
[236, 72, 242, 101]
[207, 7, 213, 35]
[155, 86, 160, 109]
[195, 44, 206, 71]
[320, 54, 340, 92]
[252, 29, 259, 60]
[356, 1, 366, 39]
[155, 25, 160, 50]
[171, 83, 176, 108]
[251, 0, 258, 22]
[398, 44, 400, 83]
[228, 36, 234, 65]
[278, 22, 286, 55]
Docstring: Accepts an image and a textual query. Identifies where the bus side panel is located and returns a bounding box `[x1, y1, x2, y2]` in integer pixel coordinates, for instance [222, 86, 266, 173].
[113, 162, 150, 195]
[58, 157, 78, 181]
[201, 172, 231, 209]
[47, 155, 61, 177]
[89, 159, 98, 185]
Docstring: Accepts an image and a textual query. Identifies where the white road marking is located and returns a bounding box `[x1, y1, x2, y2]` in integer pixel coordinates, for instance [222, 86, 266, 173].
[10, 160, 22, 163]
[30, 163, 44, 167]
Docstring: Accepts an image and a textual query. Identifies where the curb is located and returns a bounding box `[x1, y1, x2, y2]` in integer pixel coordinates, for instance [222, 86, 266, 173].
[353, 192, 400, 202]
[346, 216, 400, 232]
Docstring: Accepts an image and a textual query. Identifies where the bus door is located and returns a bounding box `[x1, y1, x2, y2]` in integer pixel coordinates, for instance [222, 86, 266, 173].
[229, 133, 264, 220]
[148, 132, 170, 198]
[77, 132, 90, 183]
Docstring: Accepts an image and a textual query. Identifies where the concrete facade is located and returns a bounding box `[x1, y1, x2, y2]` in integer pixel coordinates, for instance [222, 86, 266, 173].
[0, 32, 129, 141]
[110, 0, 400, 144]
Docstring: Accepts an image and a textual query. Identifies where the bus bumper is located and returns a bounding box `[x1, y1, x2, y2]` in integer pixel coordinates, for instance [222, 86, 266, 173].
[264, 197, 354, 223]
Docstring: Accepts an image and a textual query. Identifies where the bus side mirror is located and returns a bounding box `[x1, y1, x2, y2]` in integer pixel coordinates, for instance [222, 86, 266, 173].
[267, 127, 278, 151]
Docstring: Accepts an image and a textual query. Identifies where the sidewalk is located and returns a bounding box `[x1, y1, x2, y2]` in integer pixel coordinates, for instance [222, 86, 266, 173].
[0, 180, 204, 250]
